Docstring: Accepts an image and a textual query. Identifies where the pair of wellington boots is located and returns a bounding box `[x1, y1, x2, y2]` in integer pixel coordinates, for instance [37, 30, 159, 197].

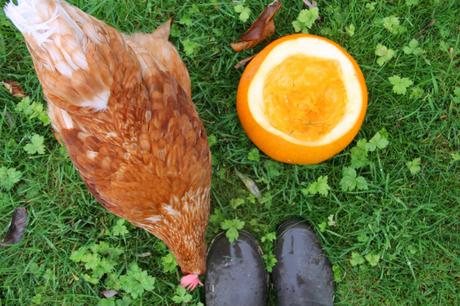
[205, 219, 334, 306]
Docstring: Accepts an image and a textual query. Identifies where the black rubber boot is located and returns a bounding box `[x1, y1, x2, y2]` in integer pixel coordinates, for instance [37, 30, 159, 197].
[273, 219, 334, 306]
[205, 231, 268, 306]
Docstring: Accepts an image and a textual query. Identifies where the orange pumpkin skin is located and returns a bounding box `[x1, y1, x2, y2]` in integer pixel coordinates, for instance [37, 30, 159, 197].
[237, 34, 368, 164]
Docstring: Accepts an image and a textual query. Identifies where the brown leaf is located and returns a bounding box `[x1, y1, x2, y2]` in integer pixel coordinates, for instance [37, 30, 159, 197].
[234, 55, 256, 69]
[2, 80, 26, 98]
[231, 0, 282, 52]
[417, 19, 436, 36]
[0, 207, 28, 247]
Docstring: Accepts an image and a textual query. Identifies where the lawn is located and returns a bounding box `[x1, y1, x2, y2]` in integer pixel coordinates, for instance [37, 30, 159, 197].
[0, 0, 459, 305]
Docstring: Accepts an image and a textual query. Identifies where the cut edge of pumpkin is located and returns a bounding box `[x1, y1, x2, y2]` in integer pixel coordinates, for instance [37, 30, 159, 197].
[248, 35, 365, 146]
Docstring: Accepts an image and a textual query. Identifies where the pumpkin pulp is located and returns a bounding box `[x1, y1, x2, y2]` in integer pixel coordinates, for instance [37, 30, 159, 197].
[263, 55, 348, 142]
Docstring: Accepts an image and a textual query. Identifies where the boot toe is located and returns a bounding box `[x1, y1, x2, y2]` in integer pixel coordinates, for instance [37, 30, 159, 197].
[205, 231, 268, 306]
[273, 220, 334, 306]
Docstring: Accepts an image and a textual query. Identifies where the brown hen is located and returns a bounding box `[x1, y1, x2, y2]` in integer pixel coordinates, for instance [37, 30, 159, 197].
[5, 0, 211, 289]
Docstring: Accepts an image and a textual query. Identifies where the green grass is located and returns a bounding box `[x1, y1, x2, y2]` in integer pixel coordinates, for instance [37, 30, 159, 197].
[1, 0, 459, 305]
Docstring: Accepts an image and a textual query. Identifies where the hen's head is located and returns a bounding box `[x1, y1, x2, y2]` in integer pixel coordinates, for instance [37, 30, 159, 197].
[170, 231, 207, 291]
[144, 192, 210, 290]
[177, 240, 206, 272]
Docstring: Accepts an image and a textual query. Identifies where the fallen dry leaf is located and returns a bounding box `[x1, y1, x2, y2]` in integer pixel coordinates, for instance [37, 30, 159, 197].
[236, 170, 262, 199]
[101, 290, 119, 298]
[0, 207, 28, 248]
[234, 55, 256, 69]
[418, 19, 436, 36]
[2, 80, 26, 98]
[231, 0, 282, 52]
[303, 0, 317, 9]
[4, 111, 15, 129]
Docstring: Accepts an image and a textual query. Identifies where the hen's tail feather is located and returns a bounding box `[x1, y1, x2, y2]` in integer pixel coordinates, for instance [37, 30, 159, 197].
[125, 19, 192, 97]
